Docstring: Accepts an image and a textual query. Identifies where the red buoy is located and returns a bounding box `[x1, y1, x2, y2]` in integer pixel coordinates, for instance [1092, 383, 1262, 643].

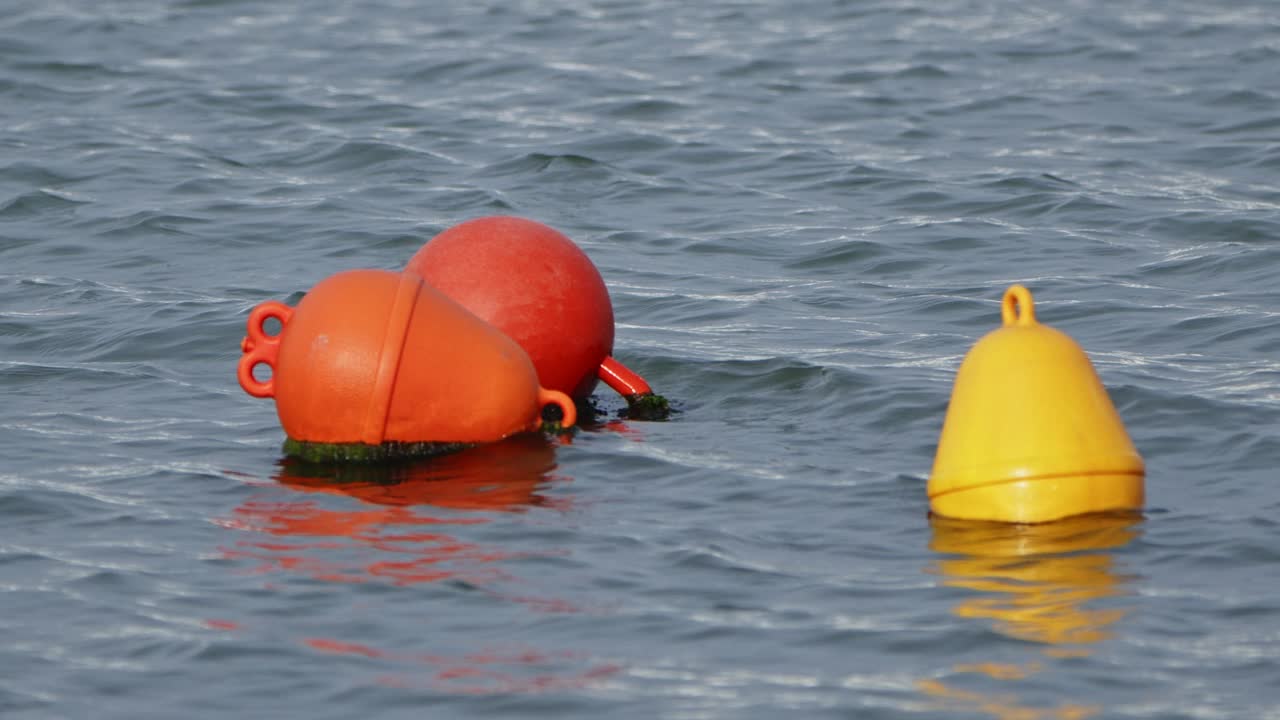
[405, 216, 656, 405]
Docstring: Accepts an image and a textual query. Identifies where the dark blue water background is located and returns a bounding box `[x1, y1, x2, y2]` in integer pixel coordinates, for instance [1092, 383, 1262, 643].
[2, 0, 1278, 717]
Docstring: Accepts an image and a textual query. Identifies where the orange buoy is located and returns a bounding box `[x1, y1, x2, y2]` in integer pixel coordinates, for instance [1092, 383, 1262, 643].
[927, 285, 1144, 523]
[238, 269, 575, 459]
[404, 216, 663, 414]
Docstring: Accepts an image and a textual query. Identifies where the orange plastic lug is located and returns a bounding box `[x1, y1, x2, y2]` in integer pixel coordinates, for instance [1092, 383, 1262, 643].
[238, 301, 294, 398]
[537, 388, 577, 428]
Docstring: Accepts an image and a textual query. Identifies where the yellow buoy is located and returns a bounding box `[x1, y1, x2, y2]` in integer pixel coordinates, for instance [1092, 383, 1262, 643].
[927, 285, 1144, 523]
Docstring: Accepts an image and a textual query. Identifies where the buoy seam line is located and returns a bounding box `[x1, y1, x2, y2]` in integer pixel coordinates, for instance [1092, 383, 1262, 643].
[928, 468, 1144, 500]
[364, 274, 419, 444]
[381, 281, 417, 444]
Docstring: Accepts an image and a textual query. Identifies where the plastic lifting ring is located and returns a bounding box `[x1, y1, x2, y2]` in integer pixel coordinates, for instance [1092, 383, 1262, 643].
[237, 301, 294, 398]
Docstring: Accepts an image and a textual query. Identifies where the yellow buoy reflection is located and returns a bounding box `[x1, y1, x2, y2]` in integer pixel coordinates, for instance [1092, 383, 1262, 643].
[919, 512, 1141, 719]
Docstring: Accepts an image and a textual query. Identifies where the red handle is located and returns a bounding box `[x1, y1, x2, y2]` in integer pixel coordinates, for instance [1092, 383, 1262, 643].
[237, 301, 294, 398]
[597, 355, 652, 398]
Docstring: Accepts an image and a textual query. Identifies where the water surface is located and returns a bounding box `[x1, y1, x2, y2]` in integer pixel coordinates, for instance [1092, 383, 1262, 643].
[2, 0, 1279, 717]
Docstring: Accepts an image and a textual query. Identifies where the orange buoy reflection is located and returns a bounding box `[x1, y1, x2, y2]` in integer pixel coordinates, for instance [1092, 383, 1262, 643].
[919, 512, 1141, 719]
[216, 435, 625, 694]
[302, 635, 621, 694]
[223, 434, 566, 586]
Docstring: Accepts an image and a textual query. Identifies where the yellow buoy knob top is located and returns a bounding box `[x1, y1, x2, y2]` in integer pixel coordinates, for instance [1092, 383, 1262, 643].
[927, 285, 1145, 524]
[1001, 284, 1036, 327]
